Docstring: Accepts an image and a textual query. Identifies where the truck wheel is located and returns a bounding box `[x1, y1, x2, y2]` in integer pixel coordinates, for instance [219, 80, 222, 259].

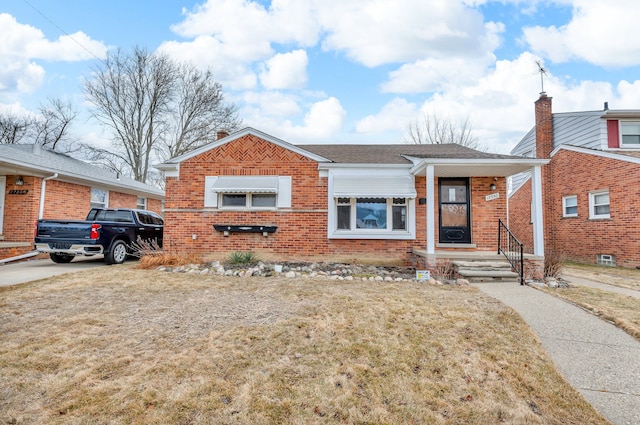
[50, 253, 74, 263]
[105, 240, 127, 265]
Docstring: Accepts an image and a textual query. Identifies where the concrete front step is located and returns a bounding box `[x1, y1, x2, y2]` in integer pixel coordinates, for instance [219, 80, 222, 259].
[452, 260, 520, 283]
[457, 269, 520, 282]
[452, 260, 512, 270]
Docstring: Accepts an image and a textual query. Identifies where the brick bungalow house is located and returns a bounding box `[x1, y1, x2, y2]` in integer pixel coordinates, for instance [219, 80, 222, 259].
[156, 128, 546, 267]
[0, 144, 164, 262]
[509, 92, 640, 268]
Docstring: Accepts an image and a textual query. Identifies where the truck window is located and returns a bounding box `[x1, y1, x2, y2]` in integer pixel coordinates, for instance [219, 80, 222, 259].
[94, 210, 133, 223]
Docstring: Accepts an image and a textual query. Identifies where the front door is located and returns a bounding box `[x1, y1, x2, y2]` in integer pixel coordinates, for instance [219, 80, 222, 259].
[439, 178, 471, 244]
[0, 176, 5, 235]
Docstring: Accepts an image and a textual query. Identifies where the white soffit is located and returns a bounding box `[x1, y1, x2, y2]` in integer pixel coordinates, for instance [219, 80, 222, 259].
[333, 176, 417, 198]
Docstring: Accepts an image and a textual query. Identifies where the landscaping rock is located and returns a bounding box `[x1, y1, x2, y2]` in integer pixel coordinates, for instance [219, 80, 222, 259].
[155, 260, 434, 282]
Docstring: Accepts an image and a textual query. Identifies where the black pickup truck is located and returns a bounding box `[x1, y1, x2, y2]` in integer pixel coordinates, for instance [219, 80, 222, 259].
[34, 208, 163, 265]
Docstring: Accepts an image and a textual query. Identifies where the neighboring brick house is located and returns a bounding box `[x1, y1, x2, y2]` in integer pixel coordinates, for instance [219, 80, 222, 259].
[509, 93, 640, 268]
[156, 128, 545, 265]
[0, 144, 165, 262]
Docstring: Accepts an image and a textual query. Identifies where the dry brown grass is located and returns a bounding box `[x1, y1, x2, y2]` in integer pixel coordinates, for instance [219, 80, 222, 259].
[541, 287, 640, 342]
[563, 263, 640, 290]
[0, 267, 608, 425]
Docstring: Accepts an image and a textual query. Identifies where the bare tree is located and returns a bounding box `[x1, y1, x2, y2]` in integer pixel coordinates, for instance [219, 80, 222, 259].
[32, 98, 78, 150]
[164, 64, 241, 159]
[404, 112, 485, 151]
[0, 98, 77, 150]
[0, 112, 30, 144]
[84, 46, 241, 183]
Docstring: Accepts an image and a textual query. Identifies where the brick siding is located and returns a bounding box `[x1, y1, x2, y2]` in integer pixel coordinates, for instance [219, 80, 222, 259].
[164, 134, 507, 264]
[509, 150, 640, 267]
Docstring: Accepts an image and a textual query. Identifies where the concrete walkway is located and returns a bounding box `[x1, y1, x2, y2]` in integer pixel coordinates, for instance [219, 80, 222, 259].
[475, 281, 640, 425]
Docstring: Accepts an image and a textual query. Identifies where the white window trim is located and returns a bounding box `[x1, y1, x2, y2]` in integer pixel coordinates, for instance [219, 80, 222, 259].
[562, 195, 578, 218]
[589, 190, 610, 219]
[137, 196, 147, 210]
[329, 196, 416, 239]
[620, 121, 640, 148]
[90, 188, 109, 209]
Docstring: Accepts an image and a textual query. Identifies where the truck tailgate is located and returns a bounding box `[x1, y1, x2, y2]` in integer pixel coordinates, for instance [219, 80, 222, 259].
[35, 220, 94, 241]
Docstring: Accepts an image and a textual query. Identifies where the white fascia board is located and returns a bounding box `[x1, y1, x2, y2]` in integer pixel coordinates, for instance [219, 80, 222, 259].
[554, 144, 640, 165]
[318, 163, 412, 171]
[162, 127, 331, 165]
[409, 158, 549, 175]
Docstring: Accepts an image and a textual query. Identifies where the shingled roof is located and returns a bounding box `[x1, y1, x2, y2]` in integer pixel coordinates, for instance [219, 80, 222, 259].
[299, 143, 526, 164]
[0, 144, 164, 198]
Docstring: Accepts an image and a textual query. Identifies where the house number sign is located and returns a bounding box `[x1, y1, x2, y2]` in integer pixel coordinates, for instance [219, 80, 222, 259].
[9, 189, 29, 195]
[485, 192, 499, 201]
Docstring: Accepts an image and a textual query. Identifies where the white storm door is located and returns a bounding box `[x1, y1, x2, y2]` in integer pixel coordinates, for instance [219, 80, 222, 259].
[0, 176, 5, 234]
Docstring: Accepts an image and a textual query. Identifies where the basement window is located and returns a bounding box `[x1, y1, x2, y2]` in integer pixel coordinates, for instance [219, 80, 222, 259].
[596, 254, 616, 267]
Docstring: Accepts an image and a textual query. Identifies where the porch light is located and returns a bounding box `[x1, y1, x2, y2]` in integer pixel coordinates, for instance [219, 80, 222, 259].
[490, 183, 497, 190]
[15, 176, 24, 186]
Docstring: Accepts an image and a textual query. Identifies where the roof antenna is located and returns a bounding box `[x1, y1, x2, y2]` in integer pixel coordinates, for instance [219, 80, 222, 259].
[536, 60, 547, 95]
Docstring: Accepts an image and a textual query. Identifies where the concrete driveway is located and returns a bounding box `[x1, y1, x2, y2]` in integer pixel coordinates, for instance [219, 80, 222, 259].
[0, 255, 107, 287]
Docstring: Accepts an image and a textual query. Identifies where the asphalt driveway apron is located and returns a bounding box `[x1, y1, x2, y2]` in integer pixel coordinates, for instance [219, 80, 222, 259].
[475, 282, 640, 425]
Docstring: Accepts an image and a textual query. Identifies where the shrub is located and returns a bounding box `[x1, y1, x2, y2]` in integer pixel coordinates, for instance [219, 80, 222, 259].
[226, 251, 259, 266]
[429, 259, 454, 281]
[544, 250, 565, 278]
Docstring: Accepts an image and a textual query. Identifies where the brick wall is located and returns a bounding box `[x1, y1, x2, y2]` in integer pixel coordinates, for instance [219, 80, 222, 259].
[470, 177, 507, 250]
[164, 134, 508, 264]
[507, 179, 534, 253]
[548, 149, 640, 267]
[2, 175, 41, 242]
[509, 149, 640, 267]
[42, 180, 90, 219]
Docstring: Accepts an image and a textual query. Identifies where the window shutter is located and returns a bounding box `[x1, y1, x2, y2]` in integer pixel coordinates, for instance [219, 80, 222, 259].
[204, 176, 218, 207]
[277, 176, 292, 208]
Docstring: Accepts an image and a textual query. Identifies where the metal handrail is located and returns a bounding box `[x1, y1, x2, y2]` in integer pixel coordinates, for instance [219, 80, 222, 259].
[498, 219, 525, 285]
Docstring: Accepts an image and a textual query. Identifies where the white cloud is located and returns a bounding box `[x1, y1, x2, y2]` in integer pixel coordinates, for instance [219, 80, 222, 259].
[355, 98, 418, 134]
[316, 0, 501, 67]
[240, 91, 302, 117]
[523, 0, 640, 66]
[381, 55, 494, 94]
[0, 59, 45, 94]
[158, 36, 259, 90]
[173, 0, 319, 46]
[259, 50, 308, 90]
[248, 97, 346, 142]
[0, 13, 107, 96]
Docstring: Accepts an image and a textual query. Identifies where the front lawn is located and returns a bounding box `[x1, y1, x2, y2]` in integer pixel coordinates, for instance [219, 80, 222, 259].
[0, 267, 608, 424]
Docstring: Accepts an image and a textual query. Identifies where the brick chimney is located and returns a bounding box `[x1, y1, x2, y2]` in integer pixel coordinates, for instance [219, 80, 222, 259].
[535, 92, 553, 158]
[216, 130, 229, 140]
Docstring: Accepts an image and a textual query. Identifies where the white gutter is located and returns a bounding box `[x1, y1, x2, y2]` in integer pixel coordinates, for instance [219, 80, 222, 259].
[38, 173, 58, 219]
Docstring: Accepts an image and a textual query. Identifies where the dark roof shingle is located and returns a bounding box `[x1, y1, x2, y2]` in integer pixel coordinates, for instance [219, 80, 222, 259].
[299, 143, 524, 164]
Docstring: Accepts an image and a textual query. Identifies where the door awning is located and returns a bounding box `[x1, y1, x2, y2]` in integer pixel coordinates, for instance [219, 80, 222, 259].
[332, 176, 417, 198]
[211, 176, 279, 193]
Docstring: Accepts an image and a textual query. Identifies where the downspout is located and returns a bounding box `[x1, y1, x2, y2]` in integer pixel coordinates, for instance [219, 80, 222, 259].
[38, 173, 58, 219]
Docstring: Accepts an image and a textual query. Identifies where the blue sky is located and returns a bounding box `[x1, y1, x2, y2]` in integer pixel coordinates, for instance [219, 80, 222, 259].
[2, 0, 640, 154]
